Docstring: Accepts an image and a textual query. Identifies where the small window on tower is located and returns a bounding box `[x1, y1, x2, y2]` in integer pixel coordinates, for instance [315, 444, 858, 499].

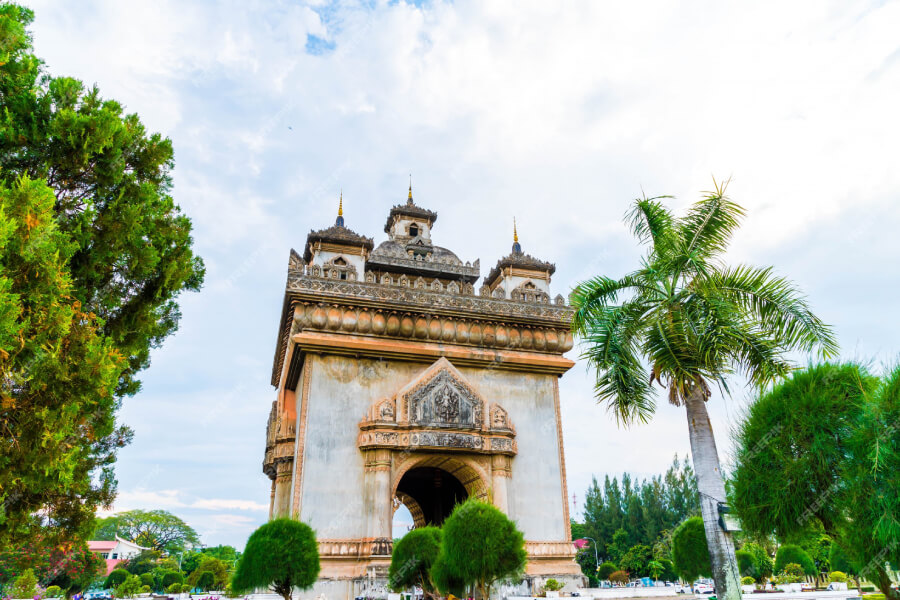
[409, 224, 419, 237]
[334, 257, 347, 266]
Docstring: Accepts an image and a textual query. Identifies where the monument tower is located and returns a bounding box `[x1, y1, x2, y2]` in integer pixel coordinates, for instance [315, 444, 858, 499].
[263, 185, 581, 598]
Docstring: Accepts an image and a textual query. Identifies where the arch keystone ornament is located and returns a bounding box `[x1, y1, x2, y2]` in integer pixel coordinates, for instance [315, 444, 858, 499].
[262, 189, 582, 599]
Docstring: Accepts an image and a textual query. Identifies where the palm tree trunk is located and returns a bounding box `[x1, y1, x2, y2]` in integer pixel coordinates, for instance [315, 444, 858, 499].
[683, 386, 742, 600]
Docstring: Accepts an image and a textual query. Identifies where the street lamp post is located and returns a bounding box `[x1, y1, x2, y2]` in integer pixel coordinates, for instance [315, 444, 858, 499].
[583, 537, 599, 572]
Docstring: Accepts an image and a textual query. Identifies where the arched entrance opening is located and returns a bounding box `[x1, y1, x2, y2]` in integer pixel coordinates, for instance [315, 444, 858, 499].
[396, 467, 467, 526]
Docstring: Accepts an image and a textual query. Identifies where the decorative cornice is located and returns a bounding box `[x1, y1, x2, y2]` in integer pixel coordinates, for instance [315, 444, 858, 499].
[384, 202, 438, 233]
[486, 250, 557, 286]
[271, 271, 573, 386]
[304, 225, 375, 262]
[366, 254, 480, 281]
[287, 273, 572, 322]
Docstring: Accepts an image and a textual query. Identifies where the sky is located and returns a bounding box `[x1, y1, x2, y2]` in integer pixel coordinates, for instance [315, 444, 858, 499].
[22, 0, 900, 548]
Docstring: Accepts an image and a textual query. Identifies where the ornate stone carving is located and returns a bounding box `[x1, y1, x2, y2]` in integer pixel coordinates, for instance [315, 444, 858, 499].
[402, 360, 483, 428]
[408, 432, 481, 449]
[358, 358, 516, 456]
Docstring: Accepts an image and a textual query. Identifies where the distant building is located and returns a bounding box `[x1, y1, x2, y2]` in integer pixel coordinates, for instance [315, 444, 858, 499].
[87, 536, 149, 575]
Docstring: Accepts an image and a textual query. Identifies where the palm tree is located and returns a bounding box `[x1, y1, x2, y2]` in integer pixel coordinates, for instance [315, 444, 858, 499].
[571, 180, 837, 600]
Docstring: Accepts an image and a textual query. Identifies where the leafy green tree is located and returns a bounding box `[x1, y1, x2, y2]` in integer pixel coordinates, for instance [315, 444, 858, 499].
[0, 174, 127, 547]
[619, 545, 652, 578]
[774, 545, 815, 576]
[179, 551, 203, 576]
[122, 550, 162, 575]
[597, 562, 617, 581]
[648, 560, 664, 580]
[188, 557, 228, 592]
[741, 543, 774, 582]
[430, 554, 466, 598]
[0, 3, 203, 548]
[94, 511, 199, 553]
[731, 362, 900, 599]
[388, 527, 441, 599]
[571, 184, 836, 600]
[432, 498, 526, 600]
[116, 574, 142, 599]
[106, 569, 129, 589]
[827, 544, 857, 577]
[672, 517, 711, 582]
[10, 569, 38, 598]
[201, 545, 240, 566]
[232, 519, 319, 600]
[0, 537, 103, 591]
[607, 529, 629, 564]
[609, 570, 629, 585]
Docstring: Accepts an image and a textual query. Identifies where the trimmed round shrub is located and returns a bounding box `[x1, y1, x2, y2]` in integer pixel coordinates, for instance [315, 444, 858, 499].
[168, 583, 183, 594]
[141, 585, 152, 593]
[741, 576, 755, 586]
[597, 562, 617, 580]
[45, 585, 63, 598]
[180, 584, 191, 593]
[139, 573, 154, 588]
[829, 571, 848, 583]
[672, 517, 711, 582]
[106, 568, 130, 589]
[775, 544, 816, 576]
[231, 518, 320, 600]
[432, 499, 526, 600]
[162, 571, 184, 589]
[388, 526, 441, 594]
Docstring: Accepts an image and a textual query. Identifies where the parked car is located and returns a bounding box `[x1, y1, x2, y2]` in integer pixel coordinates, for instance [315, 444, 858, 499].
[693, 581, 715, 594]
[674, 584, 692, 594]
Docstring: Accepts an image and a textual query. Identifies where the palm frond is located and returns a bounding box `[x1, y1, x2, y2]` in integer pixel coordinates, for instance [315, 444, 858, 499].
[578, 303, 656, 425]
[699, 265, 838, 356]
[626, 196, 678, 256]
[678, 177, 745, 266]
[570, 274, 658, 336]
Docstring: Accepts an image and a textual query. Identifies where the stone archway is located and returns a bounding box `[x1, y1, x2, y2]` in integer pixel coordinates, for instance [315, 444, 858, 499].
[392, 453, 489, 501]
[394, 491, 426, 529]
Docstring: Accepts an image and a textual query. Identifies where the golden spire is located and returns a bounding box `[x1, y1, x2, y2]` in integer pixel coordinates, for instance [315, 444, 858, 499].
[512, 217, 522, 253]
[335, 189, 345, 227]
[408, 174, 413, 204]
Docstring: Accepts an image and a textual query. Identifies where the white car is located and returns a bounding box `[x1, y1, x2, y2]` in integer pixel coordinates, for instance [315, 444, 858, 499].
[693, 582, 715, 594]
[674, 584, 692, 594]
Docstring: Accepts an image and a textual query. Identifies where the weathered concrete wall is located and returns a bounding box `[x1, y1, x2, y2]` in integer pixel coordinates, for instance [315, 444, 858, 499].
[297, 354, 425, 538]
[459, 366, 566, 541]
[296, 353, 566, 543]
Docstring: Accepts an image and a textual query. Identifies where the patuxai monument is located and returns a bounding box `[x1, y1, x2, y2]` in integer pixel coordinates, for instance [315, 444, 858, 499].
[262, 185, 582, 598]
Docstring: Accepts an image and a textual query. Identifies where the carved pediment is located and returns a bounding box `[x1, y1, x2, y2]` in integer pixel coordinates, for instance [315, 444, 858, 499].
[358, 358, 517, 455]
[399, 358, 483, 429]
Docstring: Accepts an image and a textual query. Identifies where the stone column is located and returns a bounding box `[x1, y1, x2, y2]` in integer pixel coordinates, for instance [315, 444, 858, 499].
[367, 448, 394, 540]
[272, 459, 294, 517]
[491, 454, 511, 514]
[268, 479, 276, 520]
